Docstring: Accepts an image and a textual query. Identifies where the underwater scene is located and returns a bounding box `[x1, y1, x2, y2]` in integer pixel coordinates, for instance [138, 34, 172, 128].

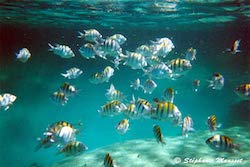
[0, 0, 249, 167]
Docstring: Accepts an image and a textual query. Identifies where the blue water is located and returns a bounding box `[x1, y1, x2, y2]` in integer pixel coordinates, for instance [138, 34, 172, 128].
[0, 1, 249, 167]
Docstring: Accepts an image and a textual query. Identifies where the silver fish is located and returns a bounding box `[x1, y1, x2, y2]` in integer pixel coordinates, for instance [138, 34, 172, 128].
[16, 48, 31, 63]
[0, 93, 17, 111]
[61, 67, 83, 79]
[79, 43, 96, 59]
[48, 43, 75, 58]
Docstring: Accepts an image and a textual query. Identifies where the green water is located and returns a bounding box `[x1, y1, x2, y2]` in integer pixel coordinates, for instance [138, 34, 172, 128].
[0, 1, 249, 167]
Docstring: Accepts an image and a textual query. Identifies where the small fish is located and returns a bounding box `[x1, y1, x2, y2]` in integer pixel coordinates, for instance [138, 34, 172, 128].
[144, 63, 172, 79]
[123, 51, 147, 70]
[78, 29, 102, 43]
[59, 82, 77, 96]
[51, 91, 68, 105]
[79, 43, 96, 59]
[227, 39, 241, 54]
[0, 93, 17, 111]
[45, 121, 77, 144]
[48, 43, 75, 58]
[106, 84, 125, 101]
[206, 135, 240, 153]
[16, 48, 31, 63]
[134, 96, 151, 117]
[185, 47, 196, 61]
[168, 58, 192, 79]
[142, 79, 157, 94]
[116, 119, 129, 134]
[88, 72, 106, 84]
[35, 134, 55, 151]
[98, 100, 127, 117]
[208, 73, 224, 90]
[207, 115, 222, 132]
[146, 55, 162, 66]
[104, 153, 119, 167]
[102, 66, 115, 82]
[135, 45, 152, 57]
[153, 125, 166, 145]
[193, 79, 200, 92]
[182, 116, 194, 137]
[123, 103, 139, 119]
[151, 37, 174, 57]
[151, 98, 182, 126]
[130, 78, 141, 90]
[58, 141, 88, 156]
[234, 83, 250, 100]
[61, 67, 83, 79]
[108, 34, 127, 45]
[162, 87, 175, 103]
[96, 38, 122, 59]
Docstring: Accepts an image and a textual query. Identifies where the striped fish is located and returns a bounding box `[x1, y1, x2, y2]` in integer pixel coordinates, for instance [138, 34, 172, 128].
[123, 103, 139, 119]
[59, 82, 77, 96]
[208, 73, 224, 90]
[51, 91, 68, 105]
[96, 38, 122, 59]
[89, 72, 106, 84]
[45, 121, 76, 143]
[78, 29, 102, 43]
[79, 43, 96, 59]
[182, 116, 194, 137]
[104, 153, 119, 167]
[207, 115, 221, 132]
[105, 84, 125, 101]
[48, 43, 75, 58]
[151, 98, 182, 125]
[153, 125, 166, 145]
[168, 58, 192, 79]
[206, 135, 240, 153]
[135, 98, 151, 117]
[98, 100, 127, 116]
[123, 51, 147, 70]
[162, 87, 175, 103]
[234, 83, 250, 100]
[58, 141, 88, 156]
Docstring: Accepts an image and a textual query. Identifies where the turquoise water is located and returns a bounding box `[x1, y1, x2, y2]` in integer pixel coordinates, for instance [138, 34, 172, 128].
[0, 1, 249, 167]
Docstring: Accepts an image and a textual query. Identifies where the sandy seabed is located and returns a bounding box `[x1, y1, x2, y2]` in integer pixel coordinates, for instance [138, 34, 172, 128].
[52, 126, 250, 167]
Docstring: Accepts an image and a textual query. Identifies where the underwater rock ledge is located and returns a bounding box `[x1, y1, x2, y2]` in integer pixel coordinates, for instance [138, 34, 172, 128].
[51, 126, 250, 167]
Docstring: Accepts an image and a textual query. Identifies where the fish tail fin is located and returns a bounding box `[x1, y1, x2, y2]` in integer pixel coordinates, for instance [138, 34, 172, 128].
[48, 43, 54, 51]
[77, 31, 84, 38]
[60, 73, 68, 78]
[234, 144, 241, 152]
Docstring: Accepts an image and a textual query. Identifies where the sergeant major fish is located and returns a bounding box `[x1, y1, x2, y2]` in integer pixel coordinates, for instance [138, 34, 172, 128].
[0, 93, 17, 111]
[116, 119, 129, 134]
[61, 67, 83, 79]
[57, 141, 88, 156]
[123, 51, 147, 70]
[44, 121, 78, 144]
[153, 125, 166, 145]
[35, 134, 55, 151]
[98, 100, 127, 117]
[182, 116, 194, 137]
[59, 82, 77, 97]
[144, 62, 172, 79]
[227, 39, 241, 54]
[89, 72, 106, 84]
[79, 43, 96, 59]
[48, 43, 75, 58]
[151, 37, 174, 57]
[51, 91, 68, 105]
[234, 83, 250, 100]
[151, 98, 182, 126]
[16, 48, 31, 63]
[162, 87, 175, 103]
[104, 153, 119, 167]
[207, 115, 222, 132]
[168, 58, 192, 79]
[102, 66, 115, 82]
[130, 78, 141, 91]
[142, 79, 157, 94]
[207, 73, 224, 90]
[106, 84, 125, 101]
[185, 47, 196, 61]
[206, 135, 240, 153]
[78, 29, 102, 43]
[108, 34, 127, 45]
